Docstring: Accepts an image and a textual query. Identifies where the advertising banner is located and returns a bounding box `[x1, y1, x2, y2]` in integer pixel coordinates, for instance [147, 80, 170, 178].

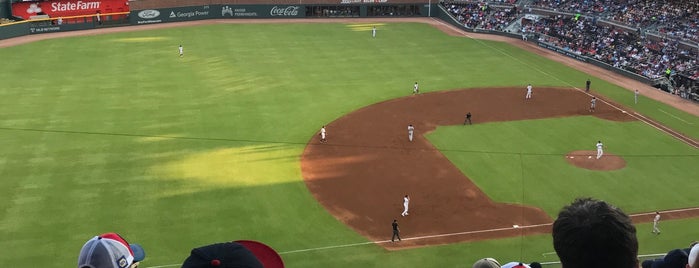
[28, 22, 93, 34]
[12, 0, 129, 20]
[132, 5, 213, 24]
[218, 5, 304, 18]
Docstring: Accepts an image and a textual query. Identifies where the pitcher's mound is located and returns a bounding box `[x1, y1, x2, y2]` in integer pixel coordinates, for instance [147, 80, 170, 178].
[565, 150, 626, 171]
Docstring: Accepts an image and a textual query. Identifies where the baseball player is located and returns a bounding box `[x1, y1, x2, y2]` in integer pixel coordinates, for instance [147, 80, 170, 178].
[413, 82, 419, 94]
[652, 211, 661, 234]
[589, 96, 597, 112]
[179, 45, 184, 57]
[464, 112, 472, 125]
[525, 84, 532, 99]
[391, 219, 401, 242]
[401, 195, 410, 216]
[596, 140, 603, 159]
[407, 124, 414, 142]
[319, 126, 327, 143]
[372, 26, 376, 38]
[634, 89, 639, 104]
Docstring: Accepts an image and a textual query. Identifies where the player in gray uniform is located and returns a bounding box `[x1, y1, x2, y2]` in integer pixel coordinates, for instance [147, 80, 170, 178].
[589, 97, 597, 112]
[525, 84, 532, 99]
[407, 124, 414, 141]
[596, 141, 603, 159]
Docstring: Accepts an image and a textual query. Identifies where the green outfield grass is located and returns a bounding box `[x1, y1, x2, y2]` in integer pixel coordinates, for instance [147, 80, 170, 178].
[0, 22, 697, 267]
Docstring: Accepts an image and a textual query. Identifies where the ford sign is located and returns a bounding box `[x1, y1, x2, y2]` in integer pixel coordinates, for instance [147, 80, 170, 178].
[138, 9, 160, 19]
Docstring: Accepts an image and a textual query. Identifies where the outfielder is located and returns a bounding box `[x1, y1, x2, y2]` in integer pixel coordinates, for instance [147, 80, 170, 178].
[652, 211, 661, 234]
[401, 195, 410, 216]
[634, 89, 639, 104]
[320, 126, 327, 143]
[179, 45, 184, 57]
[413, 82, 419, 94]
[525, 84, 532, 99]
[407, 124, 414, 141]
[372, 26, 376, 38]
[596, 140, 603, 159]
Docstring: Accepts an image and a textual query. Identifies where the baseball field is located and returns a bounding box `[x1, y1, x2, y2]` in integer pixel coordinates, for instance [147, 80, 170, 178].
[1, 20, 698, 267]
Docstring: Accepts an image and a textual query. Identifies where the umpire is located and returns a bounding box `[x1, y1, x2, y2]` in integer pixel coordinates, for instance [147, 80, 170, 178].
[464, 112, 472, 125]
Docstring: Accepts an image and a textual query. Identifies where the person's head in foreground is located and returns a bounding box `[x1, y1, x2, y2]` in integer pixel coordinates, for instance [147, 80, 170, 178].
[553, 197, 638, 268]
[78, 233, 145, 268]
[182, 240, 284, 268]
[472, 257, 500, 268]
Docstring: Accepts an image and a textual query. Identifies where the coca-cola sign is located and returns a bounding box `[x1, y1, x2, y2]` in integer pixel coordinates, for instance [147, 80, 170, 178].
[269, 6, 300, 17]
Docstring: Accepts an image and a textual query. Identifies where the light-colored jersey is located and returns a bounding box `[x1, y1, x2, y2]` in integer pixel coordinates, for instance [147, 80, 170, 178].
[321, 128, 326, 135]
[179, 46, 183, 54]
[596, 142, 603, 150]
[654, 214, 660, 223]
[414, 84, 419, 91]
[527, 85, 532, 92]
[408, 126, 414, 133]
[403, 197, 409, 206]
[591, 98, 596, 106]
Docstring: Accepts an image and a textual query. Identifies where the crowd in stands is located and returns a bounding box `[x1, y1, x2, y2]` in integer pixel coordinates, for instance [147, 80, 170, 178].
[0, 18, 14, 24]
[528, 0, 699, 44]
[443, 1, 520, 31]
[441, 1, 699, 97]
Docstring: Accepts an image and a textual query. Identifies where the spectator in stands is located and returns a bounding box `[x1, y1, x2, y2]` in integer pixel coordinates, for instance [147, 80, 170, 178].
[553, 197, 638, 268]
[78, 233, 145, 268]
[689, 243, 699, 268]
[472, 257, 500, 268]
[641, 241, 699, 268]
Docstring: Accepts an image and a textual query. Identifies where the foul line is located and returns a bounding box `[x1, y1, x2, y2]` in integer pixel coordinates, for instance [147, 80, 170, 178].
[430, 18, 699, 150]
[658, 108, 695, 124]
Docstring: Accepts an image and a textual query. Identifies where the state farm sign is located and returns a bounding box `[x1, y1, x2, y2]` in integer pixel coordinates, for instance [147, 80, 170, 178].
[12, 0, 129, 20]
[51, 1, 100, 12]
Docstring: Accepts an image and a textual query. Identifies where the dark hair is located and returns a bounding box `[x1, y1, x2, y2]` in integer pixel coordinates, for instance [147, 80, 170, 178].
[553, 197, 638, 268]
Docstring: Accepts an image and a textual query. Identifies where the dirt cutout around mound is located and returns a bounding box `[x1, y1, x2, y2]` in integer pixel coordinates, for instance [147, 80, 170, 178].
[302, 87, 634, 249]
[565, 150, 626, 171]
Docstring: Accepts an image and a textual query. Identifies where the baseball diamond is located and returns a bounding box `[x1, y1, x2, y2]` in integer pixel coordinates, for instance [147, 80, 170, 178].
[1, 2, 698, 267]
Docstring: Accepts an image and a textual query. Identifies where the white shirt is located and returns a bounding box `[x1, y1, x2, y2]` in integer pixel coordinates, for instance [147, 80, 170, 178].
[414, 83, 419, 91]
[408, 125, 414, 132]
[596, 142, 603, 150]
[654, 214, 660, 223]
[179, 46, 183, 53]
[527, 85, 532, 92]
[321, 127, 326, 135]
[403, 196, 409, 206]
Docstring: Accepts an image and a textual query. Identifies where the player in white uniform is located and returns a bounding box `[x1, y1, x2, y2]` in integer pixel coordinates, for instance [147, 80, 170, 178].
[413, 82, 419, 94]
[372, 26, 376, 38]
[525, 84, 532, 99]
[320, 126, 327, 143]
[596, 141, 603, 159]
[401, 195, 410, 216]
[652, 211, 661, 234]
[590, 97, 597, 112]
[407, 124, 414, 141]
[634, 89, 639, 104]
[179, 45, 184, 57]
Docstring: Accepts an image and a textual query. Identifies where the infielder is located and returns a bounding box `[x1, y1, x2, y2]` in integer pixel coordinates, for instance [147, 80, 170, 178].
[652, 211, 661, 234]
[179, 45, 184, 57]
[319, 126, 327, 143]
[596, 140, 603, 159]
[589, 96, 597, 112]
[401, 195, 410, 216]
[525, 84, 532, 99]
[407, 124, 414, 142]
[413, 82, 419, 94]
[372, 26, 376, 38]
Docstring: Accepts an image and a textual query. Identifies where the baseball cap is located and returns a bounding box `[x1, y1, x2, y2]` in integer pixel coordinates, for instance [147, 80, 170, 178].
[689, 244, 699, 268]
[472, 257, 500, 268]
[78, 233, 145, 268]
[182, 240, 284, 268]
